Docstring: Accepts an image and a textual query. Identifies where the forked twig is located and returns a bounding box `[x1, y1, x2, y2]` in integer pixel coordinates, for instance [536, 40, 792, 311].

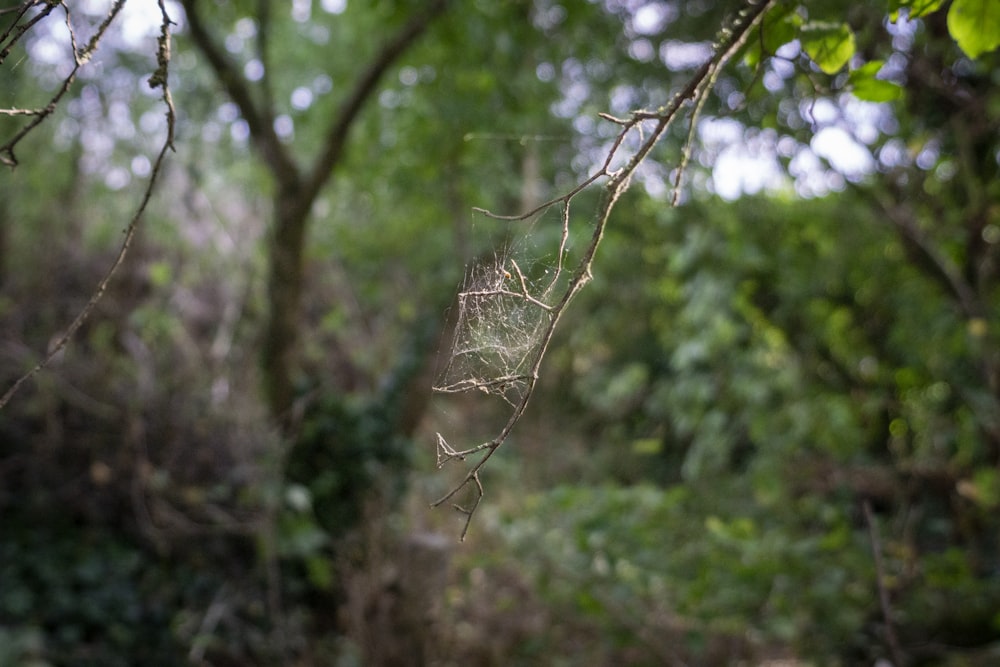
[433, 0, 777, 540]
[0, 1, 177, 410]
[1, 1, 129, 167]
[0, 1, 59, 67]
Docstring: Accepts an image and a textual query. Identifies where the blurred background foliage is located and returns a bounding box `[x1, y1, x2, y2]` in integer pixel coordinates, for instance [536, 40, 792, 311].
[1, 0, 998, 664]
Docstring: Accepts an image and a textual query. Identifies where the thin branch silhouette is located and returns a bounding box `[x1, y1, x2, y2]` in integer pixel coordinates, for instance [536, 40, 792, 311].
[433, 0, 776, 540]
[0, 0, 177, 410]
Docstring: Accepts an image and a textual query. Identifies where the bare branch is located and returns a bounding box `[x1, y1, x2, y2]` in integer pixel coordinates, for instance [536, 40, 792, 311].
[0, 107, 48, 116]
[301, 0, 450, 207]
[79, 0, 126, 63]
[0, 1, 59, 67]
[1, 0, 177, 410]
[1, 1, 128, 167]
[178, 0, 299, 187]
[432, 0, 776, 539]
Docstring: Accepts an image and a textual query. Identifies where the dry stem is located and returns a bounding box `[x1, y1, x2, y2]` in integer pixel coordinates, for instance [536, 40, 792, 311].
[0, 0, 177, 410]
[432, 0, 776, 540]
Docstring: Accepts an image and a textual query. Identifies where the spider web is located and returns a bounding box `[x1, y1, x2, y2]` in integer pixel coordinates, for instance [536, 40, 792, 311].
[433, 208, 569, 408]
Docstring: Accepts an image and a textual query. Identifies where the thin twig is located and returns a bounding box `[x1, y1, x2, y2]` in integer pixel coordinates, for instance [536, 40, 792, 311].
[432, 0, 776, 540]
[0, 1, 176, 410]
[0, 1, 60, 67]
[1, 1, 128, 167]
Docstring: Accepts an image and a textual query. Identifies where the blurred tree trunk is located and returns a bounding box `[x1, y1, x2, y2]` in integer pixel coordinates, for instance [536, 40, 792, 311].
[180, 0, 449, 425]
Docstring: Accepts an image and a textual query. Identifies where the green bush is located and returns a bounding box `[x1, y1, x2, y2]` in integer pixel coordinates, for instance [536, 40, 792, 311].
[0, 521, 183, 666]
[487, 482, 875, 664]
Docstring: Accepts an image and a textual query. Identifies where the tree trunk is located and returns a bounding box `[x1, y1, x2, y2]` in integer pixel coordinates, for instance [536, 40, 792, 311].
[261, 187, 310, 423]
[180, 0, 450, 426]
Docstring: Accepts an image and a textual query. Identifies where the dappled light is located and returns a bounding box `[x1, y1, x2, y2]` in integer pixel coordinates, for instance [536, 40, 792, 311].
[2, 0, 999, 664]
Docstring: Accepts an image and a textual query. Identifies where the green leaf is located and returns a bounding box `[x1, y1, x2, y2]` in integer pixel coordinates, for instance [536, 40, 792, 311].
[745, 6, 801, 67]
[888, 0, 947, 21]
[799, 22, 856, 74]
[947, 0, 1000, 59]
[766, 13, 802, 49]
[848, 61, 903, 102]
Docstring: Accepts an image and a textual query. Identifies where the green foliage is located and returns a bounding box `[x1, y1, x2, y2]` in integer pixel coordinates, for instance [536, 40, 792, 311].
[488, 482, 873, 663]
[889, 0, 947, 20]
[276, 484, 335, 590]
[285, 315, 435, 540]
[0, 521, 185, 666]
[535, 182, 1000, 659]
[744, 5, 801, 68]
[947, 0, 1000, 58]
[751, 0, 1000, 109]
[799, 20, 856, 74]
[3, 0, 1000, 663]
[889, 0, 1000, 59]
[285, 387, 412, 537]
[847, 61, 903, 102]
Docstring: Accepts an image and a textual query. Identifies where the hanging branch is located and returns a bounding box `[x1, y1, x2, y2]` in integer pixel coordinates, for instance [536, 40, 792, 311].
[0, 0, 177, 410]
[432, 0, 776, 540]
[1, 1, 129, 167]
[0, 1, 60, 67]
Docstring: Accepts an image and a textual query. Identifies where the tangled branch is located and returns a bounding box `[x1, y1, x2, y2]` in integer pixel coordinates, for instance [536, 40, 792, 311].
[0, 0, 177, 410]
[432, 0, 775, 540]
